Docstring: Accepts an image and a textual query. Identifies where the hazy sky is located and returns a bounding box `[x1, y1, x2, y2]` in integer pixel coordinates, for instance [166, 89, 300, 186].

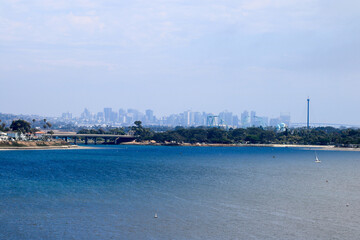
[1, 0, 359, 124]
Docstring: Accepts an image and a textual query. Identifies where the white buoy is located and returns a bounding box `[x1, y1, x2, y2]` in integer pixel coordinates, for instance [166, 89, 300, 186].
[154, 213, 158, 218]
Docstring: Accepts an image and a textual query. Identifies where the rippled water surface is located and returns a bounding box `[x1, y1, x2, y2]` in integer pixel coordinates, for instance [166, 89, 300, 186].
[1, 146, 360, 239]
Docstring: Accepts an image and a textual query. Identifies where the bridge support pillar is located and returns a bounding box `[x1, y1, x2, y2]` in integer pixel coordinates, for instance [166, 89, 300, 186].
[85, 137, 88, 145]
[74, 137, 77, 145]
[94, 138, 97, 145]
[65, 137, 68, 142]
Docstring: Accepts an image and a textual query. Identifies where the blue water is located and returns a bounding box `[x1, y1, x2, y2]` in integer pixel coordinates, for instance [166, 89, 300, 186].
[1, 146, 360, 239]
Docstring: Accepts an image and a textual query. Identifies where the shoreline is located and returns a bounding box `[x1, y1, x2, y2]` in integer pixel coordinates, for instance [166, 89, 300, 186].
[0, 145, 94, 151]
[121, 141, 360, 151]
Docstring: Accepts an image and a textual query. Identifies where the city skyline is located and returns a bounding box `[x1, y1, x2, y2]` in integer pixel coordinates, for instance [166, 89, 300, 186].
[3, 105, 357, 128]
[61, 107, 291, 128]
[58, 104, 360, 128]
[0, 101, 356, 127]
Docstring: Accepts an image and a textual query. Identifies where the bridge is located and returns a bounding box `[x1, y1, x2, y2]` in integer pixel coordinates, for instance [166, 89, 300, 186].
[44, 133, 136, 145]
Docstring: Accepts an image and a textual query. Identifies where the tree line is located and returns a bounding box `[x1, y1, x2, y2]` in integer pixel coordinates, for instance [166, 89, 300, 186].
[0, 119, 52, 134]
[132, 122, 360, 146]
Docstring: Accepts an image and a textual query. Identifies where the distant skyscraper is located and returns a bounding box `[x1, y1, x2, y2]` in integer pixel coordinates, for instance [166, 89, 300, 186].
[250, 111, 256, 127]
[110, 111, 118, 122]
[219, 111, 233, 127]
[127, 109, 137, 114]
[270, 118, 281, 126]
[259, 117, 268, 127]
[61, 112, 72, 120]
[104, 108, 112, 123]
[232, 115, 239, 127]
[97, 112, 104, 122]
[118, 109, 126, 124]
[183, 110, 191, 126]
[119, 108, 126, 115]
[127, 109, 142, 124]
[189, 111, 196, 126]
[241, 111, 250, 127]
[146, 109, 154, 123]
[193, 112, 202, 126]
[81, 108, 91, 120]
[280, 113, 291, 126]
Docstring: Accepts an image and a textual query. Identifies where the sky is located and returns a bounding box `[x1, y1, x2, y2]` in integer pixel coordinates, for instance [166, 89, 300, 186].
[1, 0, 360, 125]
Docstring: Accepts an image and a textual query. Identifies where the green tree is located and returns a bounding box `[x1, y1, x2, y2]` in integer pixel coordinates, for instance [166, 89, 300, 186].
[132, 121, 153, 141]
[207, 127, 231, 143]
[0, 120, 5, 132]
[10, 120, 31, 133]
[229, 128, 247, 143]
[109, 128, 125, 135]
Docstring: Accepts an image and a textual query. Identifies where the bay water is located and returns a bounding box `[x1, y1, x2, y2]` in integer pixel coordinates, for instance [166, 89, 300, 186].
[0, 146, 360, 239]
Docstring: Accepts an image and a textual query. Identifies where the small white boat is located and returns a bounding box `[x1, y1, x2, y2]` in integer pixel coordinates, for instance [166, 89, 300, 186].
[154, 213, 158, 218]
[315, 152, 321, 163]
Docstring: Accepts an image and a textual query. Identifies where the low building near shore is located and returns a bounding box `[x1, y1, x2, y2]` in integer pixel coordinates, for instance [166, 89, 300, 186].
[7, 131, 27, 140]
[0, 132, 8, 141]
[34, 131, 46, 139]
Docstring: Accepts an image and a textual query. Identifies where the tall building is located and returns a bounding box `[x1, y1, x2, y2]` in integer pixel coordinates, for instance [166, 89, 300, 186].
[219, 111, 233, 127]
[128, 109, 140, 122]
[241, 111, 250, 127]
[146, 109, 154, 123]
[193, 112, 202, 126]
[97, 112, 104, 122]
[104, 108, 112, 123]
[269, 118, 281, 126]
[232, 115, 239, 127]
[182, 110, 191, 126]
[110, 111, 118, 122]
[119, 108, 126, 115]
[280, 113, 291, 126]
[81, 108, 91, 120]
[258, 116, 268, 127]
[118, 109, 126, 124]
[250, 111, 256, 127]
[61, 112, 72, 120]
[127, 109, 144, 124]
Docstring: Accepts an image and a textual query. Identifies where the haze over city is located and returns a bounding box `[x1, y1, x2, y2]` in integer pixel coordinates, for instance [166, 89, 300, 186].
[1, 0, 359, 125]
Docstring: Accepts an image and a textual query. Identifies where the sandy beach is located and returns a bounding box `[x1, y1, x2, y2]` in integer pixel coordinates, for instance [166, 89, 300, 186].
[0, 140, 95, 151]
[0, 145, 94, 151]
[121, 141, 360, 151]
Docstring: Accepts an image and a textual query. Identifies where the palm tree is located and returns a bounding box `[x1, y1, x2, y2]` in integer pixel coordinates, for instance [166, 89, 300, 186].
[31, 119, 36, 131]
[43, 119, 47, 130]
